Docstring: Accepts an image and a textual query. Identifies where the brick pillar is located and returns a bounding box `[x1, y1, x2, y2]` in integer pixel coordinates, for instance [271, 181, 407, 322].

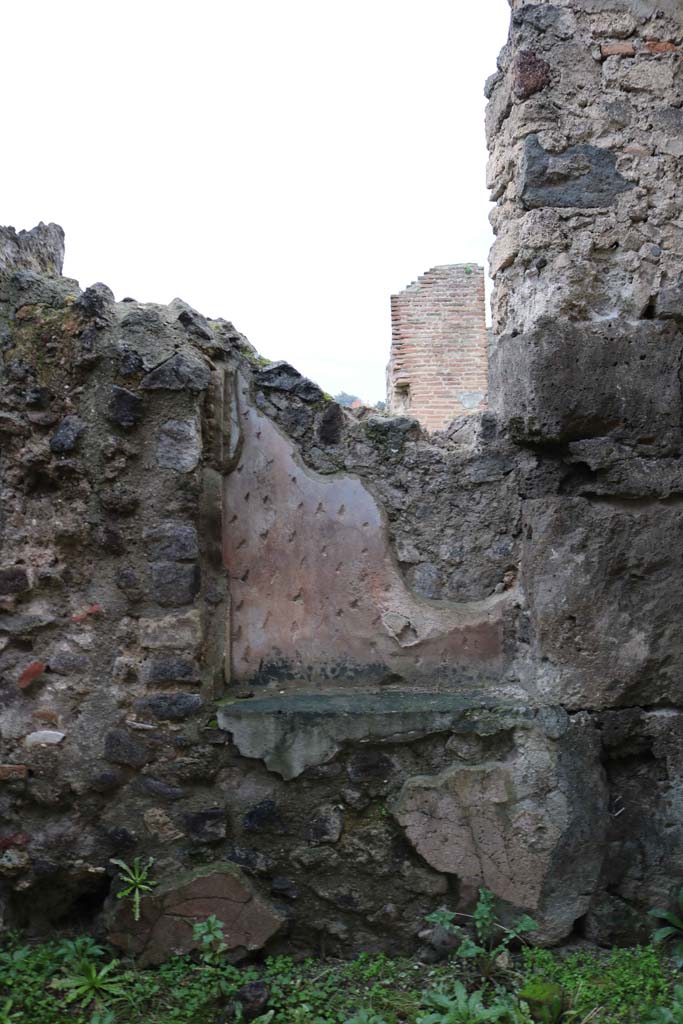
[386, 265, 488, 433]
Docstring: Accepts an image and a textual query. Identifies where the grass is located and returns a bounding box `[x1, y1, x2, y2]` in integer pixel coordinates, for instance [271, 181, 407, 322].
[0, 932, 679, 1024]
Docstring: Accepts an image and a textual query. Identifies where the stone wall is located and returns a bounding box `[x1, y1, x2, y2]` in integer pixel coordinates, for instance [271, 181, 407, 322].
[386, 265, 488, 431]
[485, 0, 683, 944]
[3, 0, 683, 961]
[0, 225, 534, 956]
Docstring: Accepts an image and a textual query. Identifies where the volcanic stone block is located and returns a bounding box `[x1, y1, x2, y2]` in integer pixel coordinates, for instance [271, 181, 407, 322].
[393, 713, 607, 944]
[492, 319, 683, 447]
[104, 729, 150, 768]
[134, 692, 203, 721]
[106, 862, 284, 965]
[156, 418, 200, 472]
[108, 386, 143, 429]
[521, 497, 683, 709]
[141, 351, 210, 393]
[0, 567, 30, 595]
[49, 415, 86, 453]
[150, 561, 200, 607]
[254, 360, 323, 402]
[143, 522, 198, 561]
[143, 655, 200, 686]
[520, 135, 634, 210]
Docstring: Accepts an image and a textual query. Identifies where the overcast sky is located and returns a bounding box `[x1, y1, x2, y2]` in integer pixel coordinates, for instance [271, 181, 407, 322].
[4, 1, 510, 403]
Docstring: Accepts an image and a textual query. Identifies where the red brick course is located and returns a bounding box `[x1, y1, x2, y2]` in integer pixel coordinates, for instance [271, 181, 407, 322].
[386, 265, 488, 432]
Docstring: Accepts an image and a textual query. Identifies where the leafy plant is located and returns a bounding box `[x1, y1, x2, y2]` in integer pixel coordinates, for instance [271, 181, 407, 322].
[192, 914, 228, 965]
[55, 935, 107, 966]
[0, 999, 21, 1024]
[643, 987, 683, 1023]
[90, 1011, 117, 1024]
[650, 887, 683, 967]
[427, 888, 538, 978]
[344, 1011, 389, 1024]
[416, 982, 511, 1022]
[51, 958, 126, 1007]
[111, 855, 157, 922]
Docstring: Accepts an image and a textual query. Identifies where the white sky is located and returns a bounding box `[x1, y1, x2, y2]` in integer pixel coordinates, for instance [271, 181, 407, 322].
[3, 1, 510, 404]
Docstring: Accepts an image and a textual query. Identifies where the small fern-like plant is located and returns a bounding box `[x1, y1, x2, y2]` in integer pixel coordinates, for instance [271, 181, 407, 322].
[416, 981, 510, 1022]
[650, 887, 683, 967]
[111, 856, 157, 921]
[51, 959, 126, 1008]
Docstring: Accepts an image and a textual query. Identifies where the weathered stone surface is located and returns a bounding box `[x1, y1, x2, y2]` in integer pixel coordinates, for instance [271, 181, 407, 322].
[115, 566, 144, 601]
[512, 51, 551, 100]
[143, 522, 198, 561]
[243, 800, 287, 834]
[150, 561, 200, 607]
[74, 282, 114, 320]
[655, 278, 683, 323]
[306, 805, 343, 845]
[108, 386, 143, 429]
[104, 729, 150, 768]
[0, 567, 30, 595]
[175, 305, 214, 342]
[48, 648, 89, 675]
[139, 610, 201, 651]
[219, 693, 530, 781]
[142, 351, 211, 393]
[156, 418, 200, 472]
[0, 222, 64, 275]
[143, 655, 200, 686]
[393, 715, 607, 943]
[49, 415, 86, 453]
[106, 863, 284, 965]
[184, 807, 227, 843]
[491, 319, 683, 447]
[521, 498, 683, 709]
[7, 13, 683, 953]
[520, 135, 634, 211]
[254, 361, 323, 402]
[137, 777, 186, 801]
[0, 613, 54, 636]
[134, 693, 203, 721]
[270, 876, 300, 899]
[99, 483, 140, 514]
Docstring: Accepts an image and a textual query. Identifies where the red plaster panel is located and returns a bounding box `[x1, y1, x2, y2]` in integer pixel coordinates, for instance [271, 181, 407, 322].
[223, 380, 507, 691]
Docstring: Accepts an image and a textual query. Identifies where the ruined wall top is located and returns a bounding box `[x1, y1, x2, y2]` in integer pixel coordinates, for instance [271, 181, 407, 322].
[507, 0, 682, 25]
[0, 223, 65, 277]
[488, 0, 683, 339]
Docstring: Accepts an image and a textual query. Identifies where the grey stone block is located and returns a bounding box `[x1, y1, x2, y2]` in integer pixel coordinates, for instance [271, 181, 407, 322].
[150, 561, 200, 607]
[492, 318, 683, 447]
[50, 415, 86, 453]
[520, 134, 635, 210]
[134, 692, 203, 721]
[143, 522, 198, 562]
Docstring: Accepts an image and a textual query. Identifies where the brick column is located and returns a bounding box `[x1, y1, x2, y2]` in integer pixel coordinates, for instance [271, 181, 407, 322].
[386, 265, 488, 433]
